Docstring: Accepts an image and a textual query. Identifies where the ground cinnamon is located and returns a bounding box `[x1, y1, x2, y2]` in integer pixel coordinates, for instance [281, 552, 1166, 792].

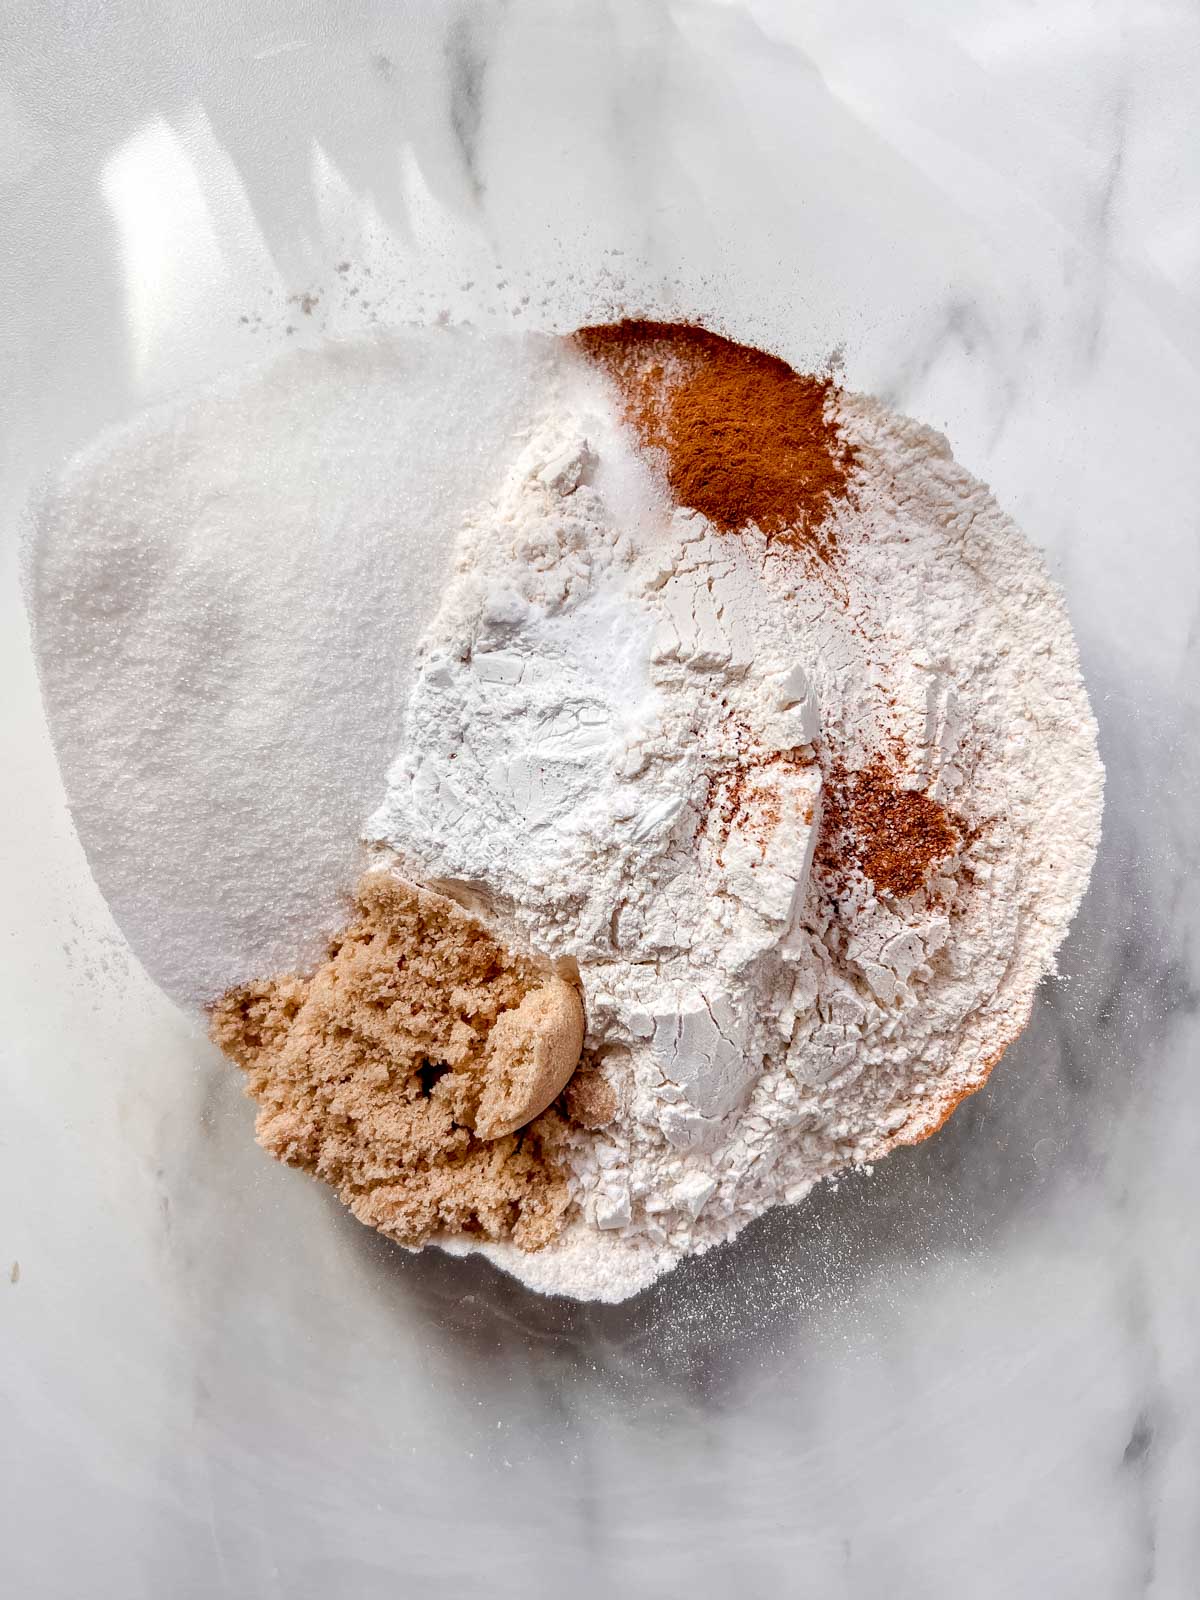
[816, 757, 960, 897]
[574, 320, 855, 554]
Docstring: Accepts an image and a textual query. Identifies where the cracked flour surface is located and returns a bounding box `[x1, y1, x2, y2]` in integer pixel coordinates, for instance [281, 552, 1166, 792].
[367, 353, 1103, 1301]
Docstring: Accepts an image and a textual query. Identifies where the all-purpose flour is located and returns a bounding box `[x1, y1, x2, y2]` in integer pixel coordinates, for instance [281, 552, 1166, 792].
[372, 357, 1103, 1301]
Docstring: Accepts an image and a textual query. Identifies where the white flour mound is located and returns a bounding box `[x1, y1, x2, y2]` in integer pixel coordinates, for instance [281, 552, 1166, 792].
[370, 356, 1103, 1302]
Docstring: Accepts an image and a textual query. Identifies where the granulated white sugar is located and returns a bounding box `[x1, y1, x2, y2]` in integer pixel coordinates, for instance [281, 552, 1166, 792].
[26, 329, 553, 1004]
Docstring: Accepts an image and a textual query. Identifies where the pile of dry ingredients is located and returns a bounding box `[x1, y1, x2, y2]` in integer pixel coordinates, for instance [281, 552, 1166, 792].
[215, 321, 1102, 1301]
[211, 874, 585, 1250]
[29, 320, 1103, 1303]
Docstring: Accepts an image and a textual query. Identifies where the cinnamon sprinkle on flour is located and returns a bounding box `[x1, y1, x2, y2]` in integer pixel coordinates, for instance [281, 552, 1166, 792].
[816, 757, 961, 898]
[574, 319, 856, 555]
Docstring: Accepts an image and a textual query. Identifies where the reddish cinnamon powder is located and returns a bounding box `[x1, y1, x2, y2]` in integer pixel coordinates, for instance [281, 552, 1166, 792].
[706, 747, 817, 866]
[816, 758, 960, 897]
[574, 320, 855, 554]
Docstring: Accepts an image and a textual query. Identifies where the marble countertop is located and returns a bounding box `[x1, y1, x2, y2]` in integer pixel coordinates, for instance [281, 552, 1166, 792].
[2, 2, 1198, 1595]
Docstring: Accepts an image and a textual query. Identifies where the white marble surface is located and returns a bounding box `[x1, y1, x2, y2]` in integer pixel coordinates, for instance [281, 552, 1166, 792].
[2, 2, 1199, 1595]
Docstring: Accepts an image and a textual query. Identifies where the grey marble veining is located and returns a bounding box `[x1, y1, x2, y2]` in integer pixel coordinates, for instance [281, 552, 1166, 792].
[2, 2, 1198, 1596]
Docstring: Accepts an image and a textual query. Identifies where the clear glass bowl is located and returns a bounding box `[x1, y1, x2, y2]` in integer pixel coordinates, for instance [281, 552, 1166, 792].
[3, 3, 1197, 1594]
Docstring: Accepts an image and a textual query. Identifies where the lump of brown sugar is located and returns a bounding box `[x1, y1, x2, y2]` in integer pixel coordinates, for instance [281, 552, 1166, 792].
[209, 871, 585, 1252]
[562, 1067, 619, 1130]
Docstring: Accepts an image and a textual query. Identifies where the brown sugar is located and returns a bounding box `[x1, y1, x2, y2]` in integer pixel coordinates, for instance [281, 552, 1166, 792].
[209, 872, 585, 1252]
[815, 757, 960, 897]
[562, 1067, 618, 1129]
[573, 319, 856, 554]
